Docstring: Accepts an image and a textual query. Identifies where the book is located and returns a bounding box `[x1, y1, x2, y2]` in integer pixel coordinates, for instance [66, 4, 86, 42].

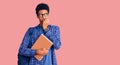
[31, 34, 53, 61]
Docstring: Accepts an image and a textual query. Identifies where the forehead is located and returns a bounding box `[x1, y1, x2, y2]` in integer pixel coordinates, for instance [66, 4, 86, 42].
[38, 9, 48, 14]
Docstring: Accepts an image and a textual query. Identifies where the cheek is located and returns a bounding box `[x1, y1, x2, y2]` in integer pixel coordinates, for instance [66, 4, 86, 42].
[45, 17, 48, 19]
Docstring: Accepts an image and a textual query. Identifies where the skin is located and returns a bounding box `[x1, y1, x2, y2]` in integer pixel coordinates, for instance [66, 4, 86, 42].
[36, 10, 49, 56]
[38, 10, 49, 31]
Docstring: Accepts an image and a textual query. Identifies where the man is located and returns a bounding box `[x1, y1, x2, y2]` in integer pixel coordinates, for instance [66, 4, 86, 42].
[18, 3, 61, 65]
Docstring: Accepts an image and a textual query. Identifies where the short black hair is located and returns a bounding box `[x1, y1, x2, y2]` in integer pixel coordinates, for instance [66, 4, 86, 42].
[35, 3, 49, 17]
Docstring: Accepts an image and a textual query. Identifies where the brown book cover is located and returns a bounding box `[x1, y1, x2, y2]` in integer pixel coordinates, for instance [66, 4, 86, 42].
[31, 34, 53, 61]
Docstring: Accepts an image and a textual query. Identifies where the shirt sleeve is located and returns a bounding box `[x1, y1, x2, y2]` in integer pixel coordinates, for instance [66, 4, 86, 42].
[45, 26, 61, 50]
[18, 28, 36, 57]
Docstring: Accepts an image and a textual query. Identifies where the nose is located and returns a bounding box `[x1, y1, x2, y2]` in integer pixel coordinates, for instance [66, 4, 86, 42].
[42, 15, 46, 19]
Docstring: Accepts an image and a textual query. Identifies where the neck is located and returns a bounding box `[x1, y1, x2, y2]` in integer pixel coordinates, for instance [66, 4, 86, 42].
[39, 24, 42, 26]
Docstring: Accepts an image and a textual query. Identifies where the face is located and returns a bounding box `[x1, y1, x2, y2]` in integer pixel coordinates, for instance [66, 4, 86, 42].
[37, 9, 49, 24]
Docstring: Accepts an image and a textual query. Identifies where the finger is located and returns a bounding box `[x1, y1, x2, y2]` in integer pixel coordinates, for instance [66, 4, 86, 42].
[43, 48, 46, 50]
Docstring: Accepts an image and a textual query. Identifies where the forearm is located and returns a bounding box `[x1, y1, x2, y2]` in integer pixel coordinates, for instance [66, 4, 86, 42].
[45, 26, 61, 50]
[19, 47, 36, 57]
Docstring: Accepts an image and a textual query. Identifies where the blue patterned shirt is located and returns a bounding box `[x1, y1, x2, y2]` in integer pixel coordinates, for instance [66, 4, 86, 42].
[18, 24, 61, 65]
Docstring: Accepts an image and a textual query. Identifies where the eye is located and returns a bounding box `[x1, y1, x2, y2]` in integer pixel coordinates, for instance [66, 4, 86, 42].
[39, 13, 48, 17]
